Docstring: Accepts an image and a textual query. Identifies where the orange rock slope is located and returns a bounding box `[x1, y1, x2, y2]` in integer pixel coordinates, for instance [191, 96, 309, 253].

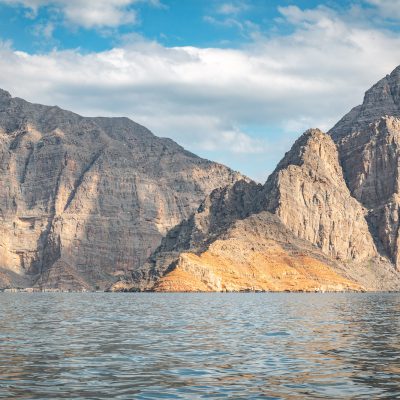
[151, 213, 363, 292]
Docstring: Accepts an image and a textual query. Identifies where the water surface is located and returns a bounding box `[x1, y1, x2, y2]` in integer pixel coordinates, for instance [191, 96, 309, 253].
[0, 293, 399, 399]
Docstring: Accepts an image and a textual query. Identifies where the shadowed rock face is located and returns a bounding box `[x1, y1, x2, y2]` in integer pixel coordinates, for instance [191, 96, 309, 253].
[0, 90, 244, 289]
[329, 66, 400, 268]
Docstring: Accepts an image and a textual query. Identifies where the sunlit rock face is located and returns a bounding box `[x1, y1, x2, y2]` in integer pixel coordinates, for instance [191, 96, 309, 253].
[4, 65, 400, 292]
[262, 129, 377, 263]
[126, 66, 400, 293]
[0, 89, 244, 290]
[330, 66, 400, 268]
[129, 130, 388, 293]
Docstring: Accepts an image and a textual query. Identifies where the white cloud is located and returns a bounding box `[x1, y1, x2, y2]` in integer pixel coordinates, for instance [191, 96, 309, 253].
[366, 0, 400, 19]
[217, 2, 249, 16]
[32, 21, 54, 39]
[0, 0, 144, 27]
[204, 0, 256, 38]
[0, 4, 399, 178]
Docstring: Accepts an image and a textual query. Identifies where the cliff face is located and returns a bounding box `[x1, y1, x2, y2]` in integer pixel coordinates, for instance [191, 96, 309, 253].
[330, 66, 400, 140]
[129, 129, 389, 293]
[153, 212, 363, 293]
[0, 90, 243, 289]
[125, 180, 363, 292]
[262, 129, 377, 262]
[131, 180, 263, 289]
[4, 65, 400, 292]
[330, 66, 400, 268]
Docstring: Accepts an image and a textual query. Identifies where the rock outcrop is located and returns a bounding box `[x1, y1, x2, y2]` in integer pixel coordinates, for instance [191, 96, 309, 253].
[4, 64, 400, 292]
[330, 66, 400, 139]
[0, 89, 243, 289]
[330, 65, 400, 268]
[262, 129, 377, 262]
[125, 129, 389, 292]
[119, 180, 363, 292]
[152, 212, 363, 293]
[130, 180, 263, 289]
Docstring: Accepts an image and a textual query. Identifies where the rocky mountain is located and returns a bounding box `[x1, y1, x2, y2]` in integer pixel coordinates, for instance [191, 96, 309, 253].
[121, 180, 366, 292]
[0, 89, 243, 290]
[4, 65, 400, 292]
[262, 129, 377, 262]
[114, 65, 400, 292]
[124, 129, 400, 292]
[330, 66, 400, 268]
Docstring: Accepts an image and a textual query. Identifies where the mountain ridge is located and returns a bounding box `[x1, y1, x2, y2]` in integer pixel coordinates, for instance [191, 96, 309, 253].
[0, 90, 245, 290]
[113, 65, 400, 292]
[3, 65, 400, 292]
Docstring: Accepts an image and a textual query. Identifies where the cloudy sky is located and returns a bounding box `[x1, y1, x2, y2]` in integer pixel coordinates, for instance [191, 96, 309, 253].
[0, 0, 399, 181]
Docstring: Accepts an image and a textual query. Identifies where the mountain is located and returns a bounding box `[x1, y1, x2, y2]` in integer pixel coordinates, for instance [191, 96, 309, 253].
[3, 65, 400, 292]
[0, 89, 244, 290]
[330, 66, 400, 268]
[122, 180, 365, 292]
[116, 66, 400, 292]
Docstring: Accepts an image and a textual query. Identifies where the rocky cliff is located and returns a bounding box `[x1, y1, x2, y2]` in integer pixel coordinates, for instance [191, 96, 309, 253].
[0, 89, 243, 290]
[262, 129, 377, 262]
[126, 128, 398, 292]
[4, 65, 400, 292]
[124, 178, 370, 292]
[330, 66, 400, 268]
[127, 65, 400, 292]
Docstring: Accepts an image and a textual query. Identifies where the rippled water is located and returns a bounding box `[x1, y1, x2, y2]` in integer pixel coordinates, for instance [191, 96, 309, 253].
[0, 293, 399, 399]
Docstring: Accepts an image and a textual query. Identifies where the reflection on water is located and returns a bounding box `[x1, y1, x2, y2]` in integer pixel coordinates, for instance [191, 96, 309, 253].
[0, 293, 399, 399]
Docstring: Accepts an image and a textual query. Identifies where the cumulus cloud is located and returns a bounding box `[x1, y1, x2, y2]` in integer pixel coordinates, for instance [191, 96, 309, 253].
[0, 3, 399, 178]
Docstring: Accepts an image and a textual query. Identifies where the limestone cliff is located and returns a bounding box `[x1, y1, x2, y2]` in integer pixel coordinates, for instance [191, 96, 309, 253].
[262, 129, 377, 262]
[153, 212, 363, 293]
[119, 180, 360, 292]
[130, 180, 263, 289]
[330, 66, 400, 140]
[4, 64, 400, 292]
[125, 129, 391, 293]
[111, 65, 400, 292]
[330, 65, 400, 268]
[0, 89, 243, 290]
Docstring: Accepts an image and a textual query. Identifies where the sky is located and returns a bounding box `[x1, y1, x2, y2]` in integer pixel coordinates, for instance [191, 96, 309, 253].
[0, 0, 399, 181]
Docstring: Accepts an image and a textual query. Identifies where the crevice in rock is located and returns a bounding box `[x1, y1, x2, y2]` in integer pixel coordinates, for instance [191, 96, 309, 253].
[9, 129, 27, 150]
[20, 145, 34, 184]
[32, 159, 65, 284]
[63, 147, 105, 212]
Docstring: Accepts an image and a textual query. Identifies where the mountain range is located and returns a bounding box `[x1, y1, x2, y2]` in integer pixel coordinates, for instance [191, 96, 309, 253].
[2, 66, 400, 291]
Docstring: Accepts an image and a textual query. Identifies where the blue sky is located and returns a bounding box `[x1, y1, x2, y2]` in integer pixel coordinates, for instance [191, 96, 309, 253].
[0, 0, 399, 181]
[0, 0, 328, 52]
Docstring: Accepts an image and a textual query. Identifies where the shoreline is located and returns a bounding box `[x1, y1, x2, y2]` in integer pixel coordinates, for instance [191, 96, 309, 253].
[1, 289, 399, 294]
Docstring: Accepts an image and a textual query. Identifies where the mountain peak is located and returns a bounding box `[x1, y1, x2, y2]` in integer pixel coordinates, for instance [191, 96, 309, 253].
[0, 89, 244, 290]
[0, 89, 12, 103]
[272, 128, 334, 173]
[330, 64, 400, 140]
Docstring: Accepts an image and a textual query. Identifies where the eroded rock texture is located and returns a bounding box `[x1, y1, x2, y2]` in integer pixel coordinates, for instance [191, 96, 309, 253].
[152, 212, 363, 293]
[330, 65, 400, 268]
[127, 129, 388, 292]
[127, 176, 388, 292]
[4, 64, 400, 292]
[0, 89, 243, 289]
[262, 129, 377, 262]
